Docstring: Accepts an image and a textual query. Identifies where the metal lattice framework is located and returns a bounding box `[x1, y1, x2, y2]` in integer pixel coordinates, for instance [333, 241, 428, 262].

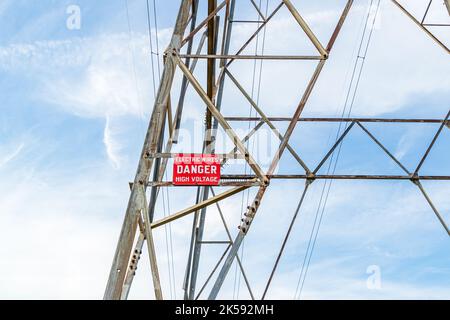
[104, 0, 450, 300]
[392, 0, 450, 53]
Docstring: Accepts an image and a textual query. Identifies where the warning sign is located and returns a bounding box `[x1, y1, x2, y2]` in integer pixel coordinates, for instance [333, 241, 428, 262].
[173, 154, 221, 186]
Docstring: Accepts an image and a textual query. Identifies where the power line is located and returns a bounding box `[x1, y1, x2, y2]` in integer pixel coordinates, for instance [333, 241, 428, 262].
[146, 0, 176, 299]
[294, 0, 381, 300]
[234, 0, 270, 300]
[125, 0, 146, 135]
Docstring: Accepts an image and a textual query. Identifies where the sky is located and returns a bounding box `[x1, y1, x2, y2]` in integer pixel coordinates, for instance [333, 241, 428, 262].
[0, 0, 449, 300]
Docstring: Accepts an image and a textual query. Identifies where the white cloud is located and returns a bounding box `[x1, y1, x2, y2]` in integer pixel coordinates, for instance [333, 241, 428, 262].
[0, 32, 173, 170]
[103, 116, 122, 169]
[0, 32, 171, 118]
[0, 164, 126, 299]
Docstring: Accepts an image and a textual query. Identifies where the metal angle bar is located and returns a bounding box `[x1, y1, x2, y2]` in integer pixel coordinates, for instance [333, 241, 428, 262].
[226, 2, 284, 67]
[224, 117, 449, 123]
[151, 185, 250, 229]
[167, 95, 174, 137]
[250, 0, 267, 21]
[138, 186, 163, 300]
[148, 127, 177, 220]
[232, 20, 268, 23]
[422, 23, 450, 26]
[186, 1, 238, 297]
[198, 241, 231, 244]
[282, 0, 328, 57]
[313, 122, 355, 174]
[207, 1, 354, 299]
[175, 55, 269, 184]
[148, 175, 450, 184]
[208, 221, 248, 300]
[391, 0, 450, 53]
[270, 60, 327, 176]
[122, 115, 165, 297]
[421, 0, 433, 25]
[145, 122, 263, 187]
[219, 0, 235, 69]
[327, 0, 354, 52]
[173, 29, 207, 143]
[208, 61, 328, 300]
[195, 244, 231, 300]
[265, 0, 354, 175]
[224, 121, 265, 164]
[146, 153, 247, 160]
[182, 0, 228, 47]
[179, 54, 323, 60]
[188, 2, 219, 299]
[415, 109, 450, 175]
[219, 0, 230, 62]
[120, 225, 145, 300]
[210, 188, 255, 300]
[414, 181, 450, 236]
[104, 0, 193, 300]
[225, 68, 311, 174]
[262, 182, 310, 300]
[148, 104, 168, 222]
[183, 186, 205, 299]
[356, 121, 410, 175]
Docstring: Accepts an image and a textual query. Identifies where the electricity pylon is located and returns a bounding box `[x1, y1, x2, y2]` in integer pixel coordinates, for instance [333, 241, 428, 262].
[105, 0, 450, 300]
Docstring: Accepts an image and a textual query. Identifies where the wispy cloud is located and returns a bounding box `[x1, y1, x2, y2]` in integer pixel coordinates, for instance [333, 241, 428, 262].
[0, 142, 24, 168]
[0, 32, 171, 119]
[103, 116, 122, 169]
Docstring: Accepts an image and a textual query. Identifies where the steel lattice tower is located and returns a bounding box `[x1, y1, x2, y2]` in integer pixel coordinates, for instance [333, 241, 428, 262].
[104, 0, 450, 300]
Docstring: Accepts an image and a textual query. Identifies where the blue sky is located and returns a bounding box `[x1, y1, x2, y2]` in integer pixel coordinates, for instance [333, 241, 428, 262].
[0, 0, 449, 299]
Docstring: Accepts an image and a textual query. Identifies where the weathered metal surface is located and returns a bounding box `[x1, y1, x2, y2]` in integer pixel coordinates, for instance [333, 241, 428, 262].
[106, 0, 450, 301]
[282, 0, 328, 57]
[104, 0, 193, 300]
[224, 117, 450, 123]
[151, 185, 250, 229]
[208, 0, 355, 300]
[391, 0, 450, 53]
[179, 54, 323, 60]
[175, 55, 268, 184]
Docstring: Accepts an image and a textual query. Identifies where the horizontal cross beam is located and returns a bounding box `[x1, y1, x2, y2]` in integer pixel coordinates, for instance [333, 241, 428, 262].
[179, 54, 323, 60]
[146, 175, 450, 187]
[224, 117, 449, 123]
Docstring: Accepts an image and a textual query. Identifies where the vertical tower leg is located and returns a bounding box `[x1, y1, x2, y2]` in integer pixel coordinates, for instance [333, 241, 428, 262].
[104, 0, 193, 300]
[184, 0, 237, 300]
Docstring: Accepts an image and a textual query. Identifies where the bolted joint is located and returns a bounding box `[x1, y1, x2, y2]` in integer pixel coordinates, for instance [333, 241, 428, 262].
[306, 177, 315, 186]
[410, 173, 420, 185]
[238, 226, 248, 234]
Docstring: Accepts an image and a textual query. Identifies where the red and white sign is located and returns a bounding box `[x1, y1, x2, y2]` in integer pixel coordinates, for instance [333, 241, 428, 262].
[173, 154, 221, 186]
